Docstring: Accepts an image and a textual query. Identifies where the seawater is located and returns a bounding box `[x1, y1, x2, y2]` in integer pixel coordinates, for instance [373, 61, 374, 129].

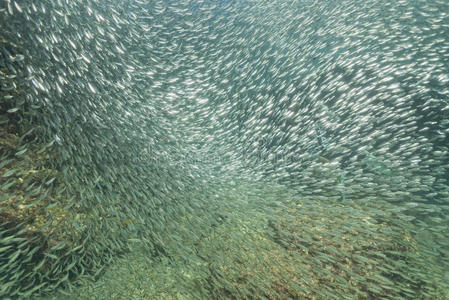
[1, 0, 448, 299]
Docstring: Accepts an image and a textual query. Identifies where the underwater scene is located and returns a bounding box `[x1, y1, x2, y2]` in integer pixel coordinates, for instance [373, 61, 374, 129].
[1, 0, 449, 299]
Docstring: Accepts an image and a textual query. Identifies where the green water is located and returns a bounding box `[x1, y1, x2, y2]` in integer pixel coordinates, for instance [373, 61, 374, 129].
[1, 0, 449, 299]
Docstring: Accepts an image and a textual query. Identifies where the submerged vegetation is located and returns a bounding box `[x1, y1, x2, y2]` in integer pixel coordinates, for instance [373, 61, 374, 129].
[193, 195, 446, 299]
[44, 189, 448, 299]
[1, 41, 98, 298]
[0, 32, 125, 298]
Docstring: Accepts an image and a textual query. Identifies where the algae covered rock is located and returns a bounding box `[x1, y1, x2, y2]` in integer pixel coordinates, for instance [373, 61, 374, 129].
[193, 195, 446, 299]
